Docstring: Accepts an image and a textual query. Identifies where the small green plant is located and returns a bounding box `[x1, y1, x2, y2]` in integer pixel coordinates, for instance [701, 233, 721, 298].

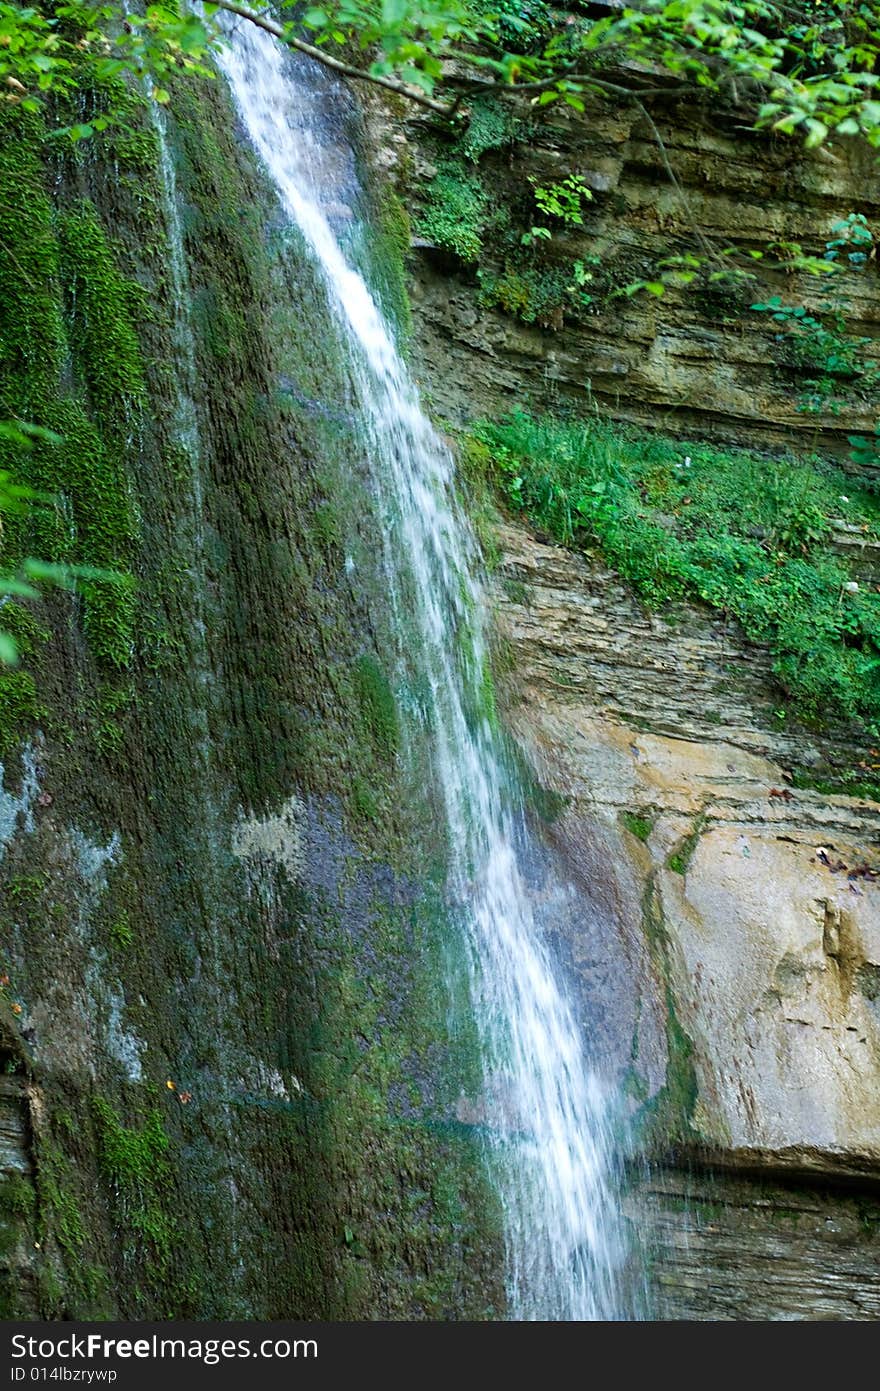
[108, 912, 133, 950]
[520, 225, 552, 248]
[751, 214, 879, 420]
[530, 175, 592, 227]
[668, 816, 706, 876]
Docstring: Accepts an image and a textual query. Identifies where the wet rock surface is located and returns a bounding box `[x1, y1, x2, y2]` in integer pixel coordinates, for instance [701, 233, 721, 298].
[493, 519, 880, 1168]
[490, 517, 880, 1316]
[627, 1168, 880, 1321]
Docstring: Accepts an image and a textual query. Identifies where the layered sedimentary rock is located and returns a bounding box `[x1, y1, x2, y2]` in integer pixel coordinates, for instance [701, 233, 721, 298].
[490, 518, 880, 1315]
[368, 87, 880, 470]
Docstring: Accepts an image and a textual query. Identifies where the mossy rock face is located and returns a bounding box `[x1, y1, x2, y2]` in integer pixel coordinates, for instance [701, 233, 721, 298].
[0, 69, 502, 1318]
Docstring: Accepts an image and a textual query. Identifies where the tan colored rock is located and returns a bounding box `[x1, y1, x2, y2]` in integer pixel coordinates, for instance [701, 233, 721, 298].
[491, 518, 880, 1177]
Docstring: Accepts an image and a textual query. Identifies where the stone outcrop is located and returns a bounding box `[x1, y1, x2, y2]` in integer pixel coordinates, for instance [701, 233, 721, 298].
[628, 1168, 880, 1320]
[492, 518, 880, 1175]
[488, 517, 880, 1315]
[368, 89, 880, 471]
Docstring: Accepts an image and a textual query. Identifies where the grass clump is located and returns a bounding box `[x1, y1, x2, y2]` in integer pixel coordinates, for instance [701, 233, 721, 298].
[473, 412, 880, 733]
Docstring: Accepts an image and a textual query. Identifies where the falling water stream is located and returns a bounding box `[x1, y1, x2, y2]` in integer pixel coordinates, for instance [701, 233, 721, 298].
[216, 21, 629, 1320]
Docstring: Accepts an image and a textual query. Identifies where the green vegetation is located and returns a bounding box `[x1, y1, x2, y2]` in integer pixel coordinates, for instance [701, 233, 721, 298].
[473, 412, 880, 733]
[416, 138, 610, 330]
[353, 653, 399, 759]
[0, 670, 45, 758]
[621, 810, 655, 844]
[530, 175, 593, 228]
[0, 104, 141, 672]
[108, 911, 134, 950]
[668, 815, 706, 877]
[751, 214, 879, 420]
[458, 99, 521, 164]
[416, 158, 489, 263]
[36, 1147, 85, 1260]
[6, 1, 880, 155]
[92, 1098, 175, 1268]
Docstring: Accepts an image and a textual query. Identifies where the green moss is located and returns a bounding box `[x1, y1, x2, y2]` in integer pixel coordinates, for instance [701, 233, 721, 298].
[37, 1148, 85, 1259]
[368, 184, 413, 340]
[417, 158, 489, 263]
[4, 874, 46, 902]
[0, 1174, 35, 1219]
[29, 401, 137, 669]
[459, 100, 522, 164]
[622, 1066, 649, 1104]
[0, 108, 65, 408]
[92, 1098, 175, 1268]
[108, 911, 134, 950]
[668, 814, 706, 876]
[627, 876, 700, 1152]
[477, 653, 499, 730]
[350, 776, 380, 822]
[478, 263, 573, 329]
[621, 809, 654, 842]
[353, 654, 399, 759]
[0, 604, 51, 659]
[58, 202, 145, 418]
[0, 670, 45, 757]
[0, 109, 141, 672]
[635, 985, 699, 1150]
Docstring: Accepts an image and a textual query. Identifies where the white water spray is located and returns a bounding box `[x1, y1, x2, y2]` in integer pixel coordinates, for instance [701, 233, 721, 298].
[217, 21, 628, 1320]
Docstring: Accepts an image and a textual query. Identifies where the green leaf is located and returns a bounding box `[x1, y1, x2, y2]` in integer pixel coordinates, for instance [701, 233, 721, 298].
[804, 118, 829, 148]
[0, 632, 19, 667]
[0, 578, 40, 600]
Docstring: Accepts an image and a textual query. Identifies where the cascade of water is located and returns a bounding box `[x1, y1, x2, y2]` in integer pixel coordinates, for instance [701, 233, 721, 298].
[216, 20, 630, 1320]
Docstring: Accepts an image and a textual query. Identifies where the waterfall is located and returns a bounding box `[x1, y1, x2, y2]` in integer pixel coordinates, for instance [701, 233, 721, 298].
[216, 21, 630, 1320]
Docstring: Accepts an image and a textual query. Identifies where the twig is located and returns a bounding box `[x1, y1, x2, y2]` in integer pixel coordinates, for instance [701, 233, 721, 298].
[212, 1, 456, 115]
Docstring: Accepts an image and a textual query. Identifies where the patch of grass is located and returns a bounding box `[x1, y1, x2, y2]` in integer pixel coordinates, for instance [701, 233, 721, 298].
[108, 912, 134, 950]
[790, 766, 880, 803]
[474, 412, 880, 734]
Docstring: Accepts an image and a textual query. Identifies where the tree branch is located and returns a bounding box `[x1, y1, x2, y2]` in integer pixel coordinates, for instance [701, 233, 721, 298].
[212, 1, 457, 115]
